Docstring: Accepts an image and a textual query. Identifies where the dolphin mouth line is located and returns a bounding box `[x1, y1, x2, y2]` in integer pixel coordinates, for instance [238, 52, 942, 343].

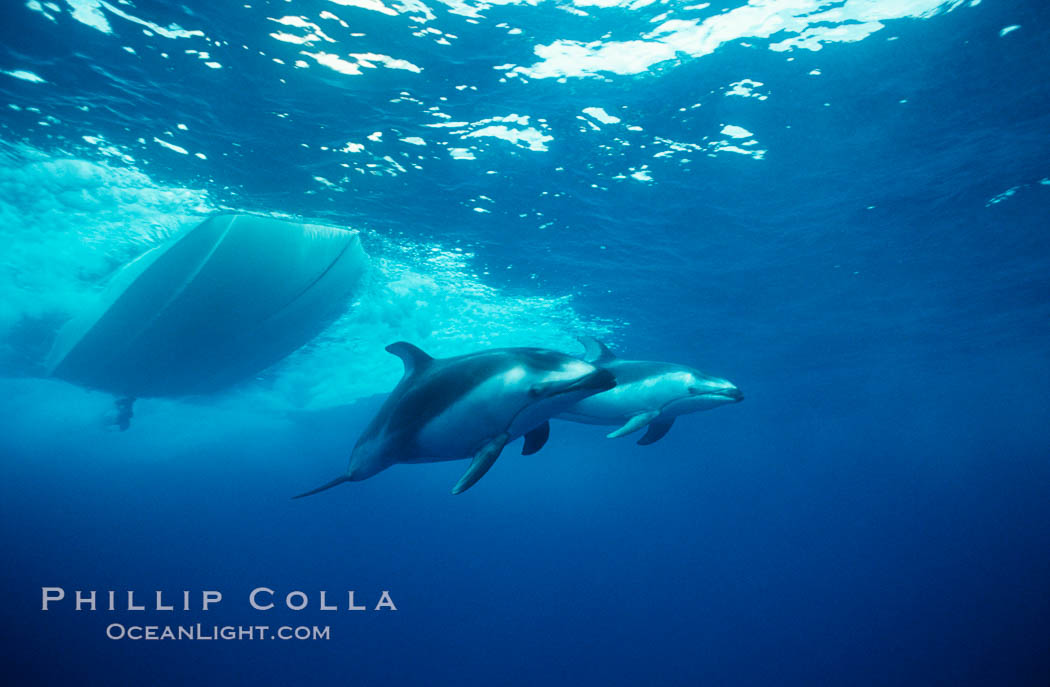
[700, 389, 744, 402]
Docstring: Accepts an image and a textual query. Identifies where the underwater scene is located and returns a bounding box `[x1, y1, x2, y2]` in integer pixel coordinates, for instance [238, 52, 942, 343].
[1, 0, 1048, 684]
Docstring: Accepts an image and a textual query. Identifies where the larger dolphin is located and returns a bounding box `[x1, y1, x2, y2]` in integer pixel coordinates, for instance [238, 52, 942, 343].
[557, 337, 743, 445]
[295, 342, 616, 496]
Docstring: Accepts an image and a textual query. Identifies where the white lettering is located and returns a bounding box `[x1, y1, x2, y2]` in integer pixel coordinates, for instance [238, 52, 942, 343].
[250, 587, 274, 610]
[75, 590, 96, 611]
[286, 591, 308, 611]
[41, 587, 64, 610]
[202, 590, 222, 611]
[156, 591, 173, 611]
[375, 590, 397, 611]
[127, 591, 145, 611]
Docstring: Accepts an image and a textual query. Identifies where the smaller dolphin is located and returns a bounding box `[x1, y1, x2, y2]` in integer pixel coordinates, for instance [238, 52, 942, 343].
[295, 342, 615, 496]
[556, 337, 743, 445]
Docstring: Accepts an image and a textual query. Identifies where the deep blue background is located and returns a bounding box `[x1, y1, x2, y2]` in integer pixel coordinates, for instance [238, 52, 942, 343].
[1, 0, 1048, 685]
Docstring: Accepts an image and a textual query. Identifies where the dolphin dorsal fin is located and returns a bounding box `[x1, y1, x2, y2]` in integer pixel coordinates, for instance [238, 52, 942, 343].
[385, 341, 433, 377]
[578, 336, 617, 364]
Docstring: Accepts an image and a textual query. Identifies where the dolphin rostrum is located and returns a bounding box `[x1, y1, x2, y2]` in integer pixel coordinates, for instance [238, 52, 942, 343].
[556, 337, 743, 445]
[295, 342, 616, 496]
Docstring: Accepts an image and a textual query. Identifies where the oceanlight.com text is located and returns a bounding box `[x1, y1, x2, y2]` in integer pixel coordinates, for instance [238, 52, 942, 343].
[105, 623, 331, 641]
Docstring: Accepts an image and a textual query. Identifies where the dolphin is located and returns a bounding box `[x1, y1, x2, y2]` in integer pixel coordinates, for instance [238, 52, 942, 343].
[556, 337, 743, 445]
[295, 342, 616, 496]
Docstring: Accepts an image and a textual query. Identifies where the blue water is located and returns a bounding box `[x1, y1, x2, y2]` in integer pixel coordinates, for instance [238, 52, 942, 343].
[2, 0, 1049, 684]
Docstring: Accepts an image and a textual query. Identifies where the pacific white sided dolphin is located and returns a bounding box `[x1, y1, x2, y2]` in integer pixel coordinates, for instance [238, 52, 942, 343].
[295, 343, 616, 496]
[556, 337, 743, 445]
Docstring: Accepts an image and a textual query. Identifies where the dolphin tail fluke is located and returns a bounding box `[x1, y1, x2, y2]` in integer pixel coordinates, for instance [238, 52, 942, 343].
[293, 475, 352, 499]
[452, 433, 509, 494]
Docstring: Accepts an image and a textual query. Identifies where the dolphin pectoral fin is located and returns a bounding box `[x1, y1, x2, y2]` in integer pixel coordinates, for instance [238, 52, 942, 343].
[606, 411, 659, 439]
[637, 417, 675, 445]
[452, 433, 509, 495]
[521, 421, 550, 455]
